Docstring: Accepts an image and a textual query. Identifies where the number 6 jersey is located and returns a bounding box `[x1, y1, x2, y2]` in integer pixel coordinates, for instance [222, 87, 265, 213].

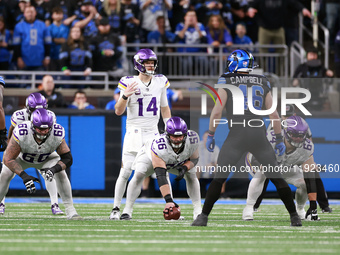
[12, 121, 65, 164]
[118, 74, 170, 129]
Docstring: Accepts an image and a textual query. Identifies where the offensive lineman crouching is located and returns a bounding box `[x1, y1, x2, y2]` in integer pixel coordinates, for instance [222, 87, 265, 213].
[0, 108, 81, 219]
[120, 117, 202, 220]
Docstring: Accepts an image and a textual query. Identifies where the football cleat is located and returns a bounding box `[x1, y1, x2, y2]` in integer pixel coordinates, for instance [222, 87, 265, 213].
[120, 213, 131, 220]
[109, 206, 120, 220]
[193, 208, 202, 220]
[191, 213, 208, 226]
[242, 205, 254, 221]
[305, 209, 320, 221]
[51, 203, 64, 215]
[253, 207, 259, 212]
[290, 212, 302, 227]
[68, 214, 83, 220]
[296, 207, 306, 220]
[322, 207, 332, 213]
[0, 203, 5, 215]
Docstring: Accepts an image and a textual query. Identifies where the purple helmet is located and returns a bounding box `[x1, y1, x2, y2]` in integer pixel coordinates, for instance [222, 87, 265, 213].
[283, 116, 309, 148]
[31, 108, 54, 140]
[166, 117, 188, 149]
[26, 92, 47, 114]
[133, 48, 158, 75]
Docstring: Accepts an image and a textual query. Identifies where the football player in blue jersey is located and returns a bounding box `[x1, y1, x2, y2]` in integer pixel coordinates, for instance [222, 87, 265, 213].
[191, 49, 302, 227]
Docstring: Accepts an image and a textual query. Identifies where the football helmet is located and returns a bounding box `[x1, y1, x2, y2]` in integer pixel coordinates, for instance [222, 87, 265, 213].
[26, 92, 47, 115]
[226, 49, 254, 73]
[283, 116, 309, 148]
[31, 108, 54, 140]
[165, 116, 188, 150]
[133, 48, 158, 75]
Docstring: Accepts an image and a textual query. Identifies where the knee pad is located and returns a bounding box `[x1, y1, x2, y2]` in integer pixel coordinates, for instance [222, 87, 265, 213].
[120, 167, 133, 180]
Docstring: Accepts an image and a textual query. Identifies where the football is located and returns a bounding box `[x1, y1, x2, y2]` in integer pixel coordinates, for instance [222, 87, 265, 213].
[163, 205, 181, 220]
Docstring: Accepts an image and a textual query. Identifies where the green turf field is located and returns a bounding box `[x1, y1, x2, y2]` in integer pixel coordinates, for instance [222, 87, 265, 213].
[0, 202, 339, 255]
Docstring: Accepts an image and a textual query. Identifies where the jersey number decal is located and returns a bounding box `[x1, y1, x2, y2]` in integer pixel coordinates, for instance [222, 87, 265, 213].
[239, 84, 264, 110]
[30, 29, 38, 46]
[187, 131, 198, 144]
[22, 153, 51, 163]
[155, 137, 167, 150]
[137, 97, 158, 116]
[15, 111, 25, 121]
[18, 123, 28, 136]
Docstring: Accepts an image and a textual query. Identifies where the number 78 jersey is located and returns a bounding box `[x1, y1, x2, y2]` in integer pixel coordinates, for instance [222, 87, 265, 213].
[118, 75, 170, 129]
[12, 121, 65, 164]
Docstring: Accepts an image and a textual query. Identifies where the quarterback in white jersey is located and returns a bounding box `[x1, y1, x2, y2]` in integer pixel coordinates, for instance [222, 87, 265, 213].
[243, 116, 319, 221]
[110, 49, 171, 220]
[121, 117, 202, 220]
[0, 92, 62, 216]
[0, 109, 81, 220]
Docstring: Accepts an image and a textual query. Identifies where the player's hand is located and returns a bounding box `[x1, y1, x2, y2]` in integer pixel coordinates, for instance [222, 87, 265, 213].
[19, 171, 40, 194]
[275, 142, 285, 156]
[206, 134, 215, 152]
[41, 168, 54, 182]
[275, 133, 285, 156]
[0, 128, 7, 152]
[0, 76, 5, 86]
[124, 82, 138, 97]
[175, 165, 188, 181]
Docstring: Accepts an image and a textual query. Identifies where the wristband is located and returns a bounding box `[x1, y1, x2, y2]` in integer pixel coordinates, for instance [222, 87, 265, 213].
[19, 171, 28, 179]
[208, 130, 215, 136]
[275, 133, 283, 143]
[164, 194, 174, 203]
[51, 164, 62, 173]
[122, 94, 128, 100]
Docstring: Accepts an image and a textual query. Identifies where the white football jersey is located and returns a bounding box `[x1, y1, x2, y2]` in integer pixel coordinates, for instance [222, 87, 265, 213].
[12, 121, 65, 164]
[11, 108, 56, 127]
[147, 130, 199, 169]
[118, 75, 170, 129]
[266, 129, 314, 167]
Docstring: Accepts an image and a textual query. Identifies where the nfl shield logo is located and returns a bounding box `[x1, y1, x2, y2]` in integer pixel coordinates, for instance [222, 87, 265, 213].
[243, 61, 248, 67]
[135, 129, 138, 133]
[135, 88, 141, 95]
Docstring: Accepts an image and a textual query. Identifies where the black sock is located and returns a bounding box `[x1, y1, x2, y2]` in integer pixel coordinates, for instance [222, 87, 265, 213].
[277, 186, 297, 215]
[310, 200, 317, 210]
[202, 179, 224, 216]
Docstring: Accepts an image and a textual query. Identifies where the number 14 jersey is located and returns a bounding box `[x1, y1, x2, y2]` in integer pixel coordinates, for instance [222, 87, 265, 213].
[118, 74, 170, 129]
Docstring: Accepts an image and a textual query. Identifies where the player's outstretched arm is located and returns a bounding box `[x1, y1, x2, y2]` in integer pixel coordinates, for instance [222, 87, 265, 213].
[208, 88, 227, 133]
[161, 105, 171, 125]
[3, 138, 22, 175]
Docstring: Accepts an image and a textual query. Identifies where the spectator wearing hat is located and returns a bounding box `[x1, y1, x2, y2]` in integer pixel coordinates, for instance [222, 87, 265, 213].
[72, 0, 99, 40]
[105, 87, 120, 110]
[121, 0, 140, 47]
[293, 47, 334, 110]
[90, 17, 123, 72]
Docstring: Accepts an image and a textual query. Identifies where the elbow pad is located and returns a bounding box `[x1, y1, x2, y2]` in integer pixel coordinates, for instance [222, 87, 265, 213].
[154, 167, 168, 187]
[60, 151, 73, 168]
[190, 157, 199, 167]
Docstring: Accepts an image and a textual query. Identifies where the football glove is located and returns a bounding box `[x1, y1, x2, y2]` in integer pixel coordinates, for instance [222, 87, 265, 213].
[305, 208, 319, 221]
[19, 171, 40, 194]
[0, 128, 7, 152]
[275, 133, 285, 156]
[206, 134, 215, 152]
[0, 76, 5, 86]
[41, 168, 55, 182]
[174, 165, 188, 181]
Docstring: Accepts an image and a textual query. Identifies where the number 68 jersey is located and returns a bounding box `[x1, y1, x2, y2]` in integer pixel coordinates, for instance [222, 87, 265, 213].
[12, 121, 65, 164]
[148, 130, 200, 169]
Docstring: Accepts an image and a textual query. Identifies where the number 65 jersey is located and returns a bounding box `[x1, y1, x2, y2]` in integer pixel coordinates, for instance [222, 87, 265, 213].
[148, 130, 199, 169]
[12, 121, 65, 164]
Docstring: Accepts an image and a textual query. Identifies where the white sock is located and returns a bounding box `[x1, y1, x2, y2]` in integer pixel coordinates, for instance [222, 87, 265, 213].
[54, 171, 77, 217]
[246, 172, 267, 206]
[184, 171, 202, 214]
[113, 164, 133, 209]
[292, 178, 308, 210]
[44, 178, 59, 205]
[0, 167, 15, 203]
[123, 172, 145, 216]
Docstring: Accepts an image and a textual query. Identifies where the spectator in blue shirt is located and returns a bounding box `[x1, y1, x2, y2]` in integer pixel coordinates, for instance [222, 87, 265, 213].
[48, 7, 69, 71]
[105, 87, 120, 110]
[0, 16, 12, 71]
[167, 88, 183, 109]
[206, 14, 233, 52]
[234, 22, 253, 45]
[13, 5, 51, 71]
[68, 90, 95, 110]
